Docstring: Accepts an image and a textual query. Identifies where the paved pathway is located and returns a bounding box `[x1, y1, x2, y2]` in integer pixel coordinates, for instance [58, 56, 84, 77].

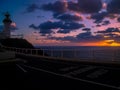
[16, 58, 120, 89]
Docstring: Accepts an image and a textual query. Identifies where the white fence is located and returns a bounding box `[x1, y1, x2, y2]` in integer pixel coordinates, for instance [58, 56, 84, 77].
[0, 44, 120, 62]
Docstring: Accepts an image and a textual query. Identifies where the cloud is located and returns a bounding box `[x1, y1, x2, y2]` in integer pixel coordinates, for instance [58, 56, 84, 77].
[76, 31, 92, 39]
[67, 1, 79, 11]
[96, 27, 120, 41]
[24, 4, 40, 13]
[29, 21, 85, 35]
[49, 27, 120, 43]
[41, 0, 102, 14]
[25, 0, 103, 14]
[50, 31, 104, 43]
[57, 29, 72, 34]
[78, 0, 102, 13]
[102, 20, 110, 25]
[29, 24, 39, 29]
[82, 28, 91, 32]
[56, 14, 83, 22]
[91, 12, 108, 23]
[107, 0, 120, 13]
[41, 1, 67, 14]
[50, 36, 77, 42]
[107, 14, 118, 19]
[117, 17, 120, 22]
[96, 28, 120, 34]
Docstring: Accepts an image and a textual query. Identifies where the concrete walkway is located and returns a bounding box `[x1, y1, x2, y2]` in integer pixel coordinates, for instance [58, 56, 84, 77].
[0, 50, 15, 60]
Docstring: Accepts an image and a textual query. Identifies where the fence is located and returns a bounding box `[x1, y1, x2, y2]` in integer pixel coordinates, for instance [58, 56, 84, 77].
[0, 43, 120, 62]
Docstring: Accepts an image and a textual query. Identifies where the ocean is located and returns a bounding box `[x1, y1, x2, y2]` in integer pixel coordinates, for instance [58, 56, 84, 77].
[35, 46, 120, 62]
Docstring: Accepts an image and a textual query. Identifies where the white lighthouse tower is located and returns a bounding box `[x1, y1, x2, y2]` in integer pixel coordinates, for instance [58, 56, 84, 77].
[2, 12, 12, 38]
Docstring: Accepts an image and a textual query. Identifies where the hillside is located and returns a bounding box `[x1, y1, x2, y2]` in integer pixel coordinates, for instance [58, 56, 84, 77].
[0, 38, 34, 49]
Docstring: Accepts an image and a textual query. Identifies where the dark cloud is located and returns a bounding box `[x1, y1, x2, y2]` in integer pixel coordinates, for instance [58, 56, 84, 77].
[76, 32, 105, 42]
[82, 28, 91, 32]
[78, 0, 102, 13]
[68, 1, 79, 11]
[96, 24, 101, 27]
[117, 17, 120, 22]
[50, 36, 77, 42]
[50, 27, 120, 43]
[41, 0, 102, 14]
[107, 0, 120, 13]
[39, 21, 62, 30]
[76, 32, 92, 39]
[57, 29, 72, 34]
[29, 24, 39, 30]
[24, 4, 40, 13]
[96, 28, 120, 40]
[56, 14, 83, 22]
[114, 36, 120, 43]
[91, 12, 108, 24]
[102, 20, 110, 25]
[29, 21, 85, 35]
[105, 33, 118, 38]
[50, 31, 104, 42]
[96, 28, 120, 34]
[41, 1, 67, 14]
[107, 14, 118, 19]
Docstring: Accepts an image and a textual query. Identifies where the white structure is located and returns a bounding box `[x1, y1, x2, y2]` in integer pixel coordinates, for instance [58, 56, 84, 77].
[0, 12, 12, 39]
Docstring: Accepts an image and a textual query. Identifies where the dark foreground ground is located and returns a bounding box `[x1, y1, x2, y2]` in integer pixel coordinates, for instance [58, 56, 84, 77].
[0, 57, 120, 90]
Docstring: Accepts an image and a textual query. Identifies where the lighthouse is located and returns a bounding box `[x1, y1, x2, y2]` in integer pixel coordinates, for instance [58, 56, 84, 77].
[2, 12, 12, 38]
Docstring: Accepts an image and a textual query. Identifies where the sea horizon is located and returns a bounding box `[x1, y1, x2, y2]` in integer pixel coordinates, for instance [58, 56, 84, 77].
[34, 45, 120, 61]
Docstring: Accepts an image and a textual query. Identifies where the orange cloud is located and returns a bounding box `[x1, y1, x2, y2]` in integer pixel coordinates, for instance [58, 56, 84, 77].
[98, 40, 120, 46]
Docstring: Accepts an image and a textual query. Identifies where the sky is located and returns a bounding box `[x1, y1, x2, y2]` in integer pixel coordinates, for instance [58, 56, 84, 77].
[0, 0, 120, 46]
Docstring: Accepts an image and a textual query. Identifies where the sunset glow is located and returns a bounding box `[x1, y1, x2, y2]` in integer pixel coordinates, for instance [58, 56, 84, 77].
[98, 40, 120, 46]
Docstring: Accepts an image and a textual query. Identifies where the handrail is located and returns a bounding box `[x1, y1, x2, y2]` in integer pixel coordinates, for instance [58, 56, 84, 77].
[0, 43, 120, 62]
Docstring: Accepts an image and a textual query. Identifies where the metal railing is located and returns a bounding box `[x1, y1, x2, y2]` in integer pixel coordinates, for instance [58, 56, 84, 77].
[11, 34, 24, 39]
[0, 43, 120, 62]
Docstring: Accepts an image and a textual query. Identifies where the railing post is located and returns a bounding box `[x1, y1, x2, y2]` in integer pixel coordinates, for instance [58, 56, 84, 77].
[50, 49, 53, 57]
[112, 50, 115, 62]
[31, 49, 33, 55]
[36, 49, 38, 55]
[61, 50, 63, 58]
[29, 49, 32, 55]
[74, 49, 76, 59]
[43, 49, 44, 56]
[22, 48, 24, 53]
[92, 49, 94, 61]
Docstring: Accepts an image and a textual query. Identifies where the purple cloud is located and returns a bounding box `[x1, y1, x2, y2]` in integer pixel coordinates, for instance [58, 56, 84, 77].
[78, 0, 102, 13]
[56, 14, 83, 22]
[29, 21, 85, 35]
[41, 1, 67, 14]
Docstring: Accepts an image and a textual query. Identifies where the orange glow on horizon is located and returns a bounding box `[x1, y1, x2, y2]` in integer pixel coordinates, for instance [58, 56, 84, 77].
[95, 40, 120, 46]
[79, 40, 120, 47]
